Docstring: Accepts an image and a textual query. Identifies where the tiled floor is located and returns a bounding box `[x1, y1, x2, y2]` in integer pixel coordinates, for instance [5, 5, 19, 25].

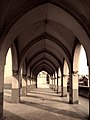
[3, 88, 89, 120]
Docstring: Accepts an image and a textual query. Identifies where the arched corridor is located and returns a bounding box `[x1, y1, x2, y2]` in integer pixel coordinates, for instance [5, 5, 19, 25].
[0, 1, 90, 119]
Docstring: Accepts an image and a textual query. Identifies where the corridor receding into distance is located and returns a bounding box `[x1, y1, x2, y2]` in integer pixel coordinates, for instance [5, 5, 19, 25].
[3, 48, 89, 120]
[0, 1, 90, 120]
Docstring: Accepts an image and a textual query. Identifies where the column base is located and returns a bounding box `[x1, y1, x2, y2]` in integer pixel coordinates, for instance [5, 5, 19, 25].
[60, 94, 67, 97]
[12, 89, 19, 103]
[69, 100, 79, 104]
[73, 89, 79, 104]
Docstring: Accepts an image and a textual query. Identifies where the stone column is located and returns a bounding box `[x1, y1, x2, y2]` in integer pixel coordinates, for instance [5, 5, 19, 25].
[54, 78, 57, 91]
[49, 76, 52, 88]
[33, 78, 36, 89]
[12, 70, 19, 103]
[55, 72, 57, 91]
[0, 66, 4, 119]
[30, 77, 33, 91]
[61, 72, 63, 96]
[27, 76, 30, 93]
[53, 77, 55, 90]
[72, 71, 79, 103]
[52, 75, 55, 90]
[69, 71, 79, 104]
[62, 74, 68, 97]
[29, 77, 32, 91]
[57, 76, 61, 93]
[22, 74, 27, 96]
[57, 74, 59, 93]
[36, 77, 37, 88]
[89, 67, 90, 119]
[51, 78, 53, 89]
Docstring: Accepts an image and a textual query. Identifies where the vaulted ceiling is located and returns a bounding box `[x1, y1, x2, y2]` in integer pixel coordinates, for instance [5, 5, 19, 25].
[0, 0, 90, 76]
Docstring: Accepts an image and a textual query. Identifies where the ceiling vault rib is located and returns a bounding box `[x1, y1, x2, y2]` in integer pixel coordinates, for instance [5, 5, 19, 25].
[19, 32, 71, 66]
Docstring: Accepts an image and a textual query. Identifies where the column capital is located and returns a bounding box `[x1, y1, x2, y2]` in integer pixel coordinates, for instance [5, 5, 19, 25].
[22, 74, 27, 77]
[30, 77, 33, 79]
[63, 74, 67, 77]
[72, 71, 78, 75]
[12, 70, 18, 76]
[27, 76, 30, 78]
[58, 76, 61, 78]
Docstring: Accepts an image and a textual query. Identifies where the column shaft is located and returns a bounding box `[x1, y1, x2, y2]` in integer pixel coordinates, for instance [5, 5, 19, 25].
[58, 77, 61, 93]
[0, 67, 4, 119]
[69, 71, 79, 104]
[27, 76, 30, 93]
[12, 70, 19, 103]
[22, 75, 27, 96]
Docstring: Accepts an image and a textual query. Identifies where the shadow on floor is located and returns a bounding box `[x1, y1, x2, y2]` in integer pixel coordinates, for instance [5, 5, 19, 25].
[20, 100, 84, 119]
[32, 88, 58, 94]
[30, 91, 61, 97]
[2, 110, 26, 120]
[27, 94, 68, 104]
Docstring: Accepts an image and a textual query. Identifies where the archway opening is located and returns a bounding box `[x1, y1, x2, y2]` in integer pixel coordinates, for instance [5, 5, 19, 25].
[78, 45, 89, 87]
[63, 60, 69, 97]
[78, 45, 89, 99]
[4, 48, 12, 102]
[37, 71, 49, 88]
[73, 44, 89, 103]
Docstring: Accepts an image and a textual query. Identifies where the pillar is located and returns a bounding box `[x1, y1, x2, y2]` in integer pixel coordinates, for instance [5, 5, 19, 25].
[72, 71, 79, 103]
[62, 74, 67, 97]
[0, 66, 4, 119]
[69, 71, 79, 104]
[51, 77, 53, 89]
[12, 70, 19, 103]
[52, 74, 55, 90]
[88, 66, 90, 120]
[54, 72, 57, 91]
[36, 77, 37, 88]
[22, 74, 27, 96]
[54, 78, 57, 91]
[33, 78, 36, 89]
[49, 77, 52, 88]
[56, 70, 59, 93]
[57, 76, 61, 93]
[53, 78, 55, 90]
[30, 77, 33, 91]
[61, 72, 63, 96]
[27, 76, 30, 93]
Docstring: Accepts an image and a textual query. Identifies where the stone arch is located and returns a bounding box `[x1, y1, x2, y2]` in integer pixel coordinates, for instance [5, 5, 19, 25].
[33, 63, 54, 75]
[34, 66, 53, 77]
[19, 35, 70, 73]
[72, 43, 81, 104]
[73, 43, 81, 73]
[72, 43, 89, 103]
[62, 59, 69, 97]
[0, 3, 90, 118]
[4, 48, 12, 91]
[31, 59, 56, 72]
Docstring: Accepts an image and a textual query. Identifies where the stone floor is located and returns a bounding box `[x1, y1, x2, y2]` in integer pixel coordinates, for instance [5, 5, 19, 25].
[3, 88, 89, 120]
